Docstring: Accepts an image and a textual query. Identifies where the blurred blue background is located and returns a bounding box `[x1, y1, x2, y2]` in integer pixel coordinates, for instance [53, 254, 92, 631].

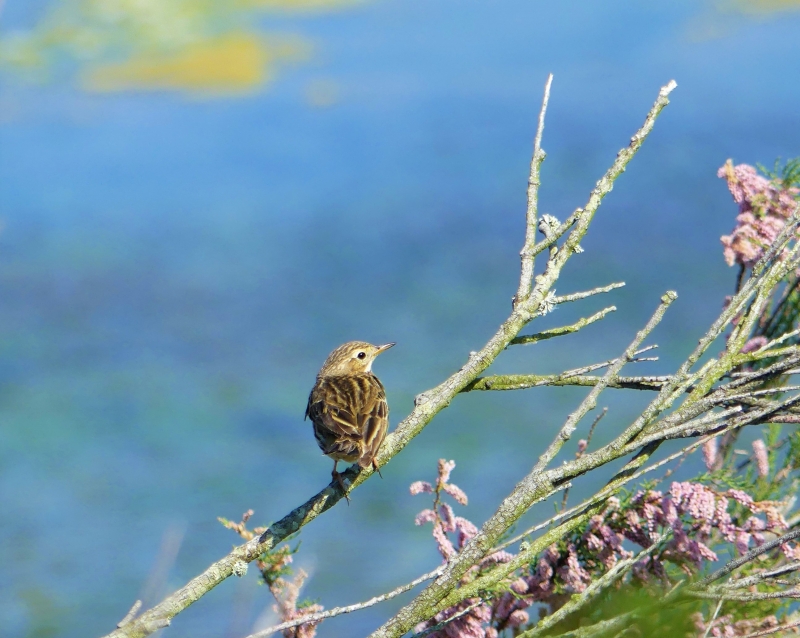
[1, 1, 800, 636]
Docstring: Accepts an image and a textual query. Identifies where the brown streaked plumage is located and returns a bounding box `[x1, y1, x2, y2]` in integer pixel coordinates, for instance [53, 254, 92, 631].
[305, 341, 394, 501]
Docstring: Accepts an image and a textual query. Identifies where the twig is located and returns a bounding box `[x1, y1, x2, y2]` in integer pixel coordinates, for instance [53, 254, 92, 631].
[494, 432, 710, 552]
[552, 282, 626, 305]
[244, 566, 446, 638]
[533, 291, 677, 474]
[720, 561, 800, 590]
[562, 407, 607, 508]
[516, 74, 553, 307]
[740, 620, 800, 638]
[511, 306, 616, 346]
[695, 527, 800, 589]
[117, 601, 142, 628]
[702, 599, 724, 638]
[465, 373, 669, 392]
[686, 588, 800, 602]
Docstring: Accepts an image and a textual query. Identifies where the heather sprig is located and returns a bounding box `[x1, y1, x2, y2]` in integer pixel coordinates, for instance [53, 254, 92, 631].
[220, 511, 323, 638]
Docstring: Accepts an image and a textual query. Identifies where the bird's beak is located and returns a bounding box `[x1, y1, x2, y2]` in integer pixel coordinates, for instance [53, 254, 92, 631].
[376, 342, 396, 354]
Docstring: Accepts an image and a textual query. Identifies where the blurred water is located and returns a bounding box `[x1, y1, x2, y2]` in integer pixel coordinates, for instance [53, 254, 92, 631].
[1, 1, 800, 636]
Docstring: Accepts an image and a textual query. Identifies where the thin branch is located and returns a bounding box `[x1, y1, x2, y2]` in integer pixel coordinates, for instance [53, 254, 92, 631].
[516, 73, 553, 307]
[719, 561, 800, 590]
[562, 407, 607, 508]
[117, 601, 142, 629]
[465, 373, 669, 392]
[702, 599, 724, 638]
[740, 620, 800, 638]
[511, 306, 616, 346]
[533, 291, 677, 474]
[552, 282, 626, 305]
[244, 566, 446, 638]
[695, 527, 800, 589]
[494, 431, 709, 552]
[686, 588, 800, 602]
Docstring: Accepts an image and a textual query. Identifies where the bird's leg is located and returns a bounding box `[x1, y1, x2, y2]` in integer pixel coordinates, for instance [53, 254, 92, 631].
[332, 460, 350, 504]
[372, 458, 383, 478]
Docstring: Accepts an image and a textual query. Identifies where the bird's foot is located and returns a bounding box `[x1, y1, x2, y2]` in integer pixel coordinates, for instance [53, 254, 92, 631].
[372, 459, 383, 478]
[332, 470, 351, 505]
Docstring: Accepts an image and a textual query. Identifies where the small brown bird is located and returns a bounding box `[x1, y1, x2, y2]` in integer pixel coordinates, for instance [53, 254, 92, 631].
[305, 341, 394, 500]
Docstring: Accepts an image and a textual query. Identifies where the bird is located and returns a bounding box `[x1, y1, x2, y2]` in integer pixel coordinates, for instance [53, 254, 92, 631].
[305, 341, 394, 501]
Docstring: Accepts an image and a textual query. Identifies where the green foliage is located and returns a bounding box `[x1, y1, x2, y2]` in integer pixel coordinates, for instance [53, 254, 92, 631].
[758, 156, 800, 191]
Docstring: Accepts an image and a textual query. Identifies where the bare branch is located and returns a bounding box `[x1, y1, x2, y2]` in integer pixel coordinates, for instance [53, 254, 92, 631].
[552, 282, 626, 305]
[511, 306, 616, 346]
[117, 601, 142, 629]
[533, 291, 677, 473]
[516, 73, 553, 307]
[244, 566, 445, 638]
[695, 527, 800, 589]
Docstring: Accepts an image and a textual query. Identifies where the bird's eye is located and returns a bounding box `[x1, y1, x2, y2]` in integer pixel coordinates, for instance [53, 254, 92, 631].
[357, 352, 366, 359]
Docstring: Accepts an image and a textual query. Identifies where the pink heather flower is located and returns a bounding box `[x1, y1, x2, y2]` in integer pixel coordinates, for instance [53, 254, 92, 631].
[735, 531, 751, 554]
[415, 509, 437, 526]
[485, 629, 499, 638]
[718, 160, 800, 268]
[577, 439, 588, 454]
[741, 336, 768, 354]
[508, 610, 529, 628]
[727, 489, 755, 509]
[763, 505, 787, 531]
[432, 523, 456, 560]
[437, 459, 456, 486]
[558, 544, 591, 593]
[752, 439, 769, 477]
[671, 482, 715, 521]
[455, 516, 479, 547]
[442, 482, 469, 505]
[409, 481, 433, 495]
[439, 503, 456, 532]
[510, 577, 529, 595]
[480, 550, 514, 567]
[702, 438, 718, 470]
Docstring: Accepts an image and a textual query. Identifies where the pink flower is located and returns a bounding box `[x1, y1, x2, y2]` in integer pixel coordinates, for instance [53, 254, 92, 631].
[752, 439, 769, 477]
[727, 489, 755, 509]
[443, 483, 469, 505]
[415, 509, 437, 526]
[508, 610, 529, 628]
[455, 517, 479, 547]
[410, 481, 433, 495]
[718, 160, 800, 268]
[437, 459, 456, 486]
[741, 336, 768, 354]
[432, 523, 456, 560]
[439, 503, 456, 533]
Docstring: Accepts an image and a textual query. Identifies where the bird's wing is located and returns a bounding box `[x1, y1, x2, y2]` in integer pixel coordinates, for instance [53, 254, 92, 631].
[356, 376, 389, 468]
[306, 377, 363, 439]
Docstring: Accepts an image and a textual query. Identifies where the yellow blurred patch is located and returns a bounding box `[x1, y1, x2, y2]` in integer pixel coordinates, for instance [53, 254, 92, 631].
[81, 33, 311, 95]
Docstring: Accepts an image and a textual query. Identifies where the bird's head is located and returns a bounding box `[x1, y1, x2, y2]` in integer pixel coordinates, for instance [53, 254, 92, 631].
[317, 341, 395, 377]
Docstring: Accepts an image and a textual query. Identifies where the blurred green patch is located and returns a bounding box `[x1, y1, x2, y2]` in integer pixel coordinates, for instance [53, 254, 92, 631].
[0, 0, 357, 95]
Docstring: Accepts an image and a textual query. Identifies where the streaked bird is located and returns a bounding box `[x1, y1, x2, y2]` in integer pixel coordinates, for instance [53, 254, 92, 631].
[305, 341, 394, 501]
